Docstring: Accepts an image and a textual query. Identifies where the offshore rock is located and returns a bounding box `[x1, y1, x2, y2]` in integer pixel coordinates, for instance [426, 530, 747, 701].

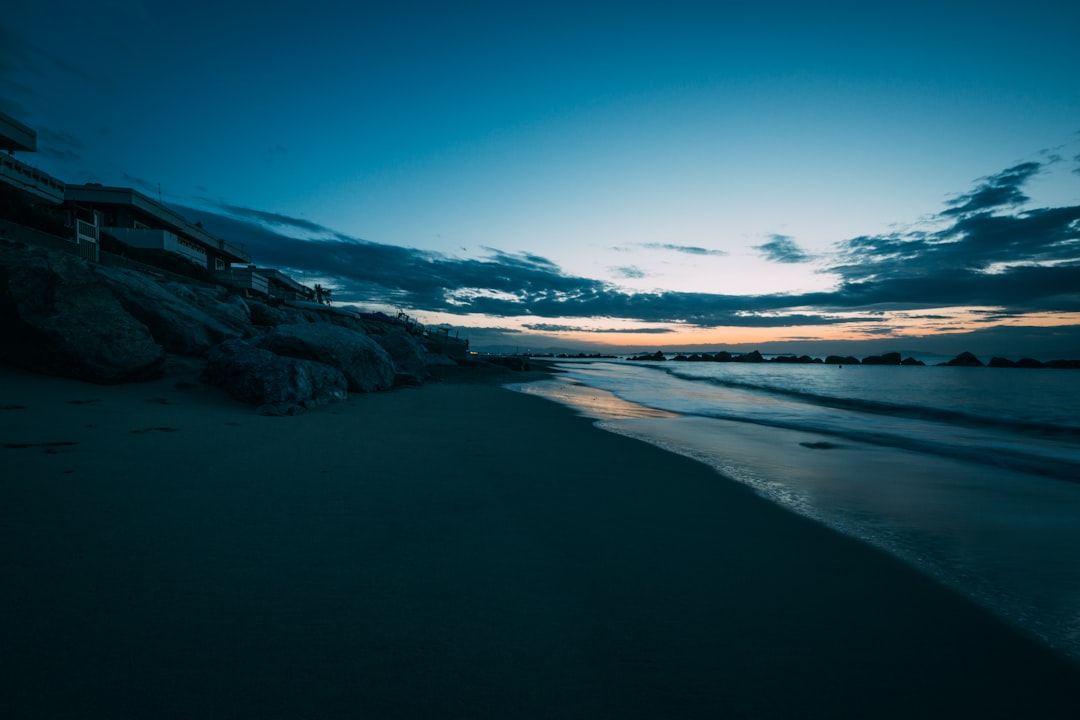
[861, 352, 902, 366]
[946, 351, 985, 367]
[734, 350, 764, 363]
[203, 339, 347, 415]
[628, 351, 666, 361]
[258, 322, 395, 392]
[0, 241, 164, 383]
[92, 266, 246, 356]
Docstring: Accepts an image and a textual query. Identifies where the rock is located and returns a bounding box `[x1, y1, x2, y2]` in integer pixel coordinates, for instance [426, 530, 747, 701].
[901, 357, 925, 366]
[370, 327, 432, 385]
[946, 351, 984, 367]
[202, 339, 347, 415]
[249, 300, 307, 327]
[0, 241, 164, 383]
[423, 352, 459, 368]
[1015, 358, 1046, 369]
[862, 352, 902, 366]
[988, 357, 1016, 368]
[733, 350, 763, 363]
[163, 282, 253, 337]
[628, 351, 666, 361]
[91, 266, 246, 356]
[257, 322, 395, 392]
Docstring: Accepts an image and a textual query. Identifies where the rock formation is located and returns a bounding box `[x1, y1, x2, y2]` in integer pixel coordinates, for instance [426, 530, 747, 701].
[0, 240, 164, 383]
[257, 322, 396, 393]
[945, 351, 985, 367]
[202, 339, 348, 415]
[92, 265, 249, 355]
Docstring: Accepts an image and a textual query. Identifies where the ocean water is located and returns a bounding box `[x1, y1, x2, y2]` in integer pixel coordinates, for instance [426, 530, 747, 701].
[509, 358, 1080, 664]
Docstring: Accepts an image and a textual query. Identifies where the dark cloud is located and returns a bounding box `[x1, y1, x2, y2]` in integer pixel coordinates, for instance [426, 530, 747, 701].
[755, 234, 810, 263]
[640, 243, 727, 256]
[612, 265, 646, 279]
[941, 161, 1040, 217]
[37, 126, 83, 150]
[121, 173, 159, 194]
[523, 324, 676, 334]
[201, 200, 351, 240]
[178, 155, 1080, 335]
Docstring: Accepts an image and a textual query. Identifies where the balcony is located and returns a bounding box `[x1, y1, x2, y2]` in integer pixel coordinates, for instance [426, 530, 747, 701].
[0, 154, 65, 204]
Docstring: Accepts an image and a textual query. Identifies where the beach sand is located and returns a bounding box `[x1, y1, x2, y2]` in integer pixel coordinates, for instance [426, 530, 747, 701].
[2, 359, 1078, 719]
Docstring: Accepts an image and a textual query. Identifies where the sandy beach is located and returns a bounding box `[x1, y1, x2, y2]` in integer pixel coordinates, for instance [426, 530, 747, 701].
[2, 359, 1079, 719]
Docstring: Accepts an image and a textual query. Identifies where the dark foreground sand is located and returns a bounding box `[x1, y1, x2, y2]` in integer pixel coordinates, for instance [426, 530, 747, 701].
[2, 360, 1079, 719]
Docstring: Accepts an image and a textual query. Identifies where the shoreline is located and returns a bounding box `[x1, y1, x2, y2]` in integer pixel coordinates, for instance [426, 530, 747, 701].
[3, 360, 1079, 718]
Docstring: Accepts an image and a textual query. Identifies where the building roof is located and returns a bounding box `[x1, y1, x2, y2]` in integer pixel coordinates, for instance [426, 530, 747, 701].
[0, 111, 36, 152]
[64, 184, 250, 264]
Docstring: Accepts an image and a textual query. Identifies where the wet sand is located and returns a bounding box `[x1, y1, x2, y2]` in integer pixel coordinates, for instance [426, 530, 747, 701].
[2, 360, 1078, 718]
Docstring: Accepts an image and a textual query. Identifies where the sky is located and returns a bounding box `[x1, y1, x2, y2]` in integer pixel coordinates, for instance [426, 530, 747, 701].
[4, 0, 1080, 355]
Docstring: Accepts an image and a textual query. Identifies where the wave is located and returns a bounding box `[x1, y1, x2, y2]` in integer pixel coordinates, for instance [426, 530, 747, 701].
[658, 365, 1080, 441]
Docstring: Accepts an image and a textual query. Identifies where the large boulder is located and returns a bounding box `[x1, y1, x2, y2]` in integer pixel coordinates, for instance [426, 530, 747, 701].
[202, 339, 348, 415]
[91, 266, 246, 356]
[257, 323, 395, 392]
[370, 327, 431, 385]
[162, 282, 254, 337]
[0, 241, 164, 383]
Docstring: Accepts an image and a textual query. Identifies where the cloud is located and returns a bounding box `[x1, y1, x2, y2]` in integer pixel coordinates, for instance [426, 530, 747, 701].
[177, 154, 1080, 333]
[1074, 153, 1080, 176]
[755, 234, 810, 263]
[201, 200, 351, 239]
[121, 172, 159, 194]
[941, 161, 1041, 217]
[612, 265, 646, 279]
[639, 242, 727, 256]
[523, 324, 676, 334]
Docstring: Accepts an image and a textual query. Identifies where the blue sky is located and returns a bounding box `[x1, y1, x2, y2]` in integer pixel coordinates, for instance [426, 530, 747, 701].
[4, 0, 1080, 353]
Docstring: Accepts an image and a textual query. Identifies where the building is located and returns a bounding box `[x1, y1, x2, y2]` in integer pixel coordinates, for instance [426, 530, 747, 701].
[0, 111, 66, 206]
[64, 184, 251, 270]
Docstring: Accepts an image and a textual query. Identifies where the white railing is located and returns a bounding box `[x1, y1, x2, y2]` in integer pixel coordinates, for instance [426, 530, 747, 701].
[76, 219, 99, 242]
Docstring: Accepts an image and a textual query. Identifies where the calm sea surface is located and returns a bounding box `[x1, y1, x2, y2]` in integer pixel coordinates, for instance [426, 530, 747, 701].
[510, 358, 1080, 664]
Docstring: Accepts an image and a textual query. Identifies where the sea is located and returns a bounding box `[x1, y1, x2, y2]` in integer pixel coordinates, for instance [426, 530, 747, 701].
[508, 356, 1080, 664]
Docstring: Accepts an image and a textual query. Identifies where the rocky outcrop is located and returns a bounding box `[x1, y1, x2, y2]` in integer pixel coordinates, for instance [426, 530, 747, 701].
[733, 350, 763, 363]
[163, 282, 253, 337]
[0, 241, 164, 383]
[824, 355, 861, 365]
[370, 327, 432, 385]
[257, 322, 395, 392]
[202, 339, 348, 415]
[945, 351, 984, 367]
[861, 352, 902, 366]
[628, 351, 666, 361]
[92, 266, 248, 355]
